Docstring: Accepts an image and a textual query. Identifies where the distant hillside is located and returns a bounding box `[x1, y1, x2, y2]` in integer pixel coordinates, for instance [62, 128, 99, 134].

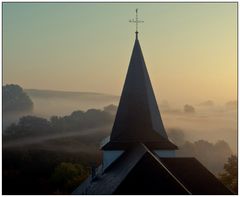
[24, 89, 119, 117]
[25, 89, 119, 100]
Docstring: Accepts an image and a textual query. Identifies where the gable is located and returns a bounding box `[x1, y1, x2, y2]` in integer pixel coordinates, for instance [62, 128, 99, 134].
[114, 151, 190, 194]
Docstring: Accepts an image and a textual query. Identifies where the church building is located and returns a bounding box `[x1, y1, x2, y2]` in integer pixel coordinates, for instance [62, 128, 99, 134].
[73, 10, 233, 195]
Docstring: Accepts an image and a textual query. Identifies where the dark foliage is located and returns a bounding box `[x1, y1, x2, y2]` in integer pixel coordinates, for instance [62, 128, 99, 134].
[50, 109, 113, 132]
[219, 155, 238, 194]
[50, 162, 88, 194]
[4, 109, 114, 139]
[4, 116, 51, 137]
[3, 84, 33, 112]
[2, 149, 96, 194]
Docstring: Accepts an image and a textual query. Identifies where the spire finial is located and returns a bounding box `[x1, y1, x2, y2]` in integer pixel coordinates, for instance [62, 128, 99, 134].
[129, 9, 144, 38]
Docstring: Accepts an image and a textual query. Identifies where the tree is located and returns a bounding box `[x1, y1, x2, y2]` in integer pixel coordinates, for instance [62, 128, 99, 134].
[103, 104, 117, 115]
[4, 116, 51, 137]
[50, 162, 89, 194]
[183, 104, 195, 113]
[3, 84, 33, 112]
[219, 155, 237, 194]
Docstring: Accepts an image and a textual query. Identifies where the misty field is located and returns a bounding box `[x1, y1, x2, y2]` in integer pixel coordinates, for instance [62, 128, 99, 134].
[2, 88, 237, 194]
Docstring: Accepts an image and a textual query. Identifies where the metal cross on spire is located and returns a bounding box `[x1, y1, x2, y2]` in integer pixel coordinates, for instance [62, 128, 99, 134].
[129, 9, 144, 37]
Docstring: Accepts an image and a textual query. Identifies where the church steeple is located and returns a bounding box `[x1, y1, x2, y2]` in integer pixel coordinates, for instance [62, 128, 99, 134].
[102, 12, 177, 150]
[73, 11, 234, 195]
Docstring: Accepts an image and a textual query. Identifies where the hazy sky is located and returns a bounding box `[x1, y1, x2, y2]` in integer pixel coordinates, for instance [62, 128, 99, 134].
[3, 3, 237, 105]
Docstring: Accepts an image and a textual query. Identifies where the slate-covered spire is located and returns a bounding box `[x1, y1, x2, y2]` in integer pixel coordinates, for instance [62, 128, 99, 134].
[102, 34, 177, 150]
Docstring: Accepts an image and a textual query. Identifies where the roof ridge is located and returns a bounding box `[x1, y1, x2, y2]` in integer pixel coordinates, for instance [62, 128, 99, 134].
[141, 143, 192, 194]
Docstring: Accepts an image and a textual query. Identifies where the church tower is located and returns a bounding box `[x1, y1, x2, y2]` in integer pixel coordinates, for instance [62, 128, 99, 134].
[101, 9, 177, 171]
[73, 10, 232, 195]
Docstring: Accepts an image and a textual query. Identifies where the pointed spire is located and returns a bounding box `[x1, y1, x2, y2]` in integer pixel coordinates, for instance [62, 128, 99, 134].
[102, 36, 177, 150]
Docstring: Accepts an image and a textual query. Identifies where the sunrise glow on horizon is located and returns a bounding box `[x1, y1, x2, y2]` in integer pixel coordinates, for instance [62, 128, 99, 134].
[3, 2, 237, 105]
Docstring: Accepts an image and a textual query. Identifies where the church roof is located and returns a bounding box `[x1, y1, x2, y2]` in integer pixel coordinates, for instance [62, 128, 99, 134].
[73, 143, 232, 195]
[160, 158, 234, 194]
[102, 35, 176, 150]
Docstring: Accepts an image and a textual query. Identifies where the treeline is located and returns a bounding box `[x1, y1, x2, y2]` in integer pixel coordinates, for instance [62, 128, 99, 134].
[177, 140, 233, 175]
[168, 128, 234, 181]
[4, 108, 114, 140]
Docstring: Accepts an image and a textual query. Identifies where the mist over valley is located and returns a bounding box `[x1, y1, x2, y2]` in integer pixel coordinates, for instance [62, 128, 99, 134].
[3, 85, 237, 194]
[3, 85, 236, 154]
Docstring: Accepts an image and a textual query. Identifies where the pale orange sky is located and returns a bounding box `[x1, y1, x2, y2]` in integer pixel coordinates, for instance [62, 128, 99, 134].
[3, 3, 237, 105]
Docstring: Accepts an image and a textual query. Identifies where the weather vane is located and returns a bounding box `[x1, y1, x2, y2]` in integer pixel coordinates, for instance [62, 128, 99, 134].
[129, 9, 144, 35]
